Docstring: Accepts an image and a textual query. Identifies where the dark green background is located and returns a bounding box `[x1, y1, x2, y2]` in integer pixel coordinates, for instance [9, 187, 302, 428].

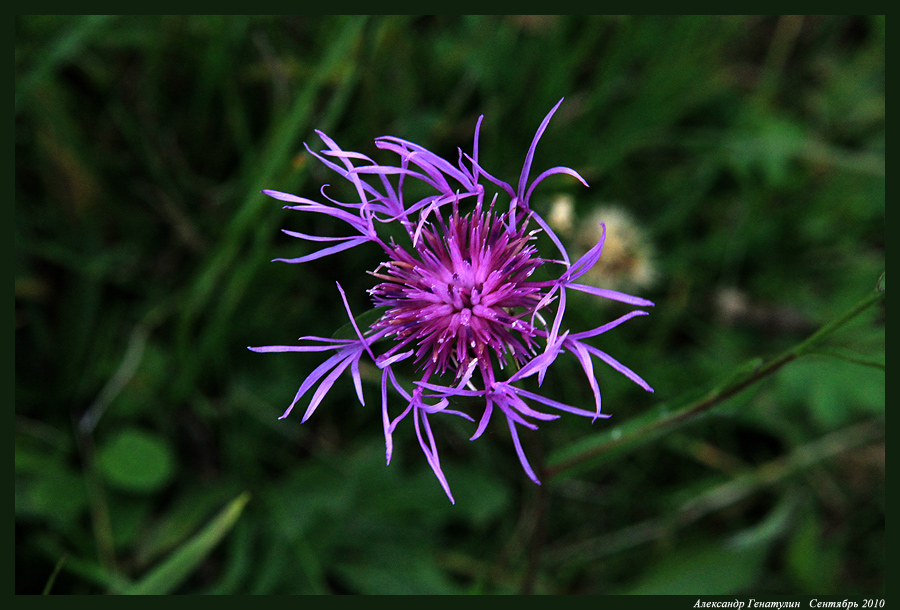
[16, 15, 884, 594]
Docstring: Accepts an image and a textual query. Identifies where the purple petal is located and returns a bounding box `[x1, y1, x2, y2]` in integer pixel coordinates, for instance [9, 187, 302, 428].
[377, 136, 475, 191]
[281, 230, 361, 243]
[517, 97, 564, 202]
[248, 344, 345, 353]
[524, 166, 589, 204]
[301, 354, 355, 422]
[376, 349, 413, 368]
[489, 391, 540, 430]
[567, 282, 656, 307]
[470, 399, 494, 441]
[569, 340, 602, 418]
[278, 351, 348, 419]
[507, 417, 541, 486]
[569, 310, 650, 341]
[471, 114, 484, 184]
[273, 237, 369, 263]
[311, 131, 371, 204]
[565, 223, 606, 282]
[462, 154, 516, 201]
[504, 390, 560, 422]
[335, 281, 376, 360]
[528, 208, 571, 265]
[435, 408, 474, 421]
[580, 343, 654, 393]
[508, 331, 566, 384]
[380, 368, 394, 464]
[513, 387, 603, 420]
[262, 189, 314, 204]
[542, 288, 567, 367]
[281, 202, 373, 234]
[350, 356, 364, 406]
[415, 408, 455, 504]
[296, 335, 357, 344]
[415, 379, 482, 398]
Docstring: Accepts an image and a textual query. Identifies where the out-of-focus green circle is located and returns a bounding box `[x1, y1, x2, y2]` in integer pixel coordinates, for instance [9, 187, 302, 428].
[96, 428, 175, 494]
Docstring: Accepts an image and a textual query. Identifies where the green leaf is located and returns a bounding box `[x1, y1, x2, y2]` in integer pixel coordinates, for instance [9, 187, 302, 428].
[117, 492, 251, 595]
[15, 461, 87, 528]
[777, 358, 884, 430]
[619, 541, 768, 594]
[95, 428, 175, 494]
[334, 545, 463, 594]
[785, 513, 840, 593]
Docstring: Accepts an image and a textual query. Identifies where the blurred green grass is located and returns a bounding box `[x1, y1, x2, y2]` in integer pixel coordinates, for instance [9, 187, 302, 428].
[15, 15, 883, 594]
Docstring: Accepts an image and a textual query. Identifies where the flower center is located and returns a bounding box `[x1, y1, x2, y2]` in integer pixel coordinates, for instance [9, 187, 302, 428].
[368, 206, 544, 376]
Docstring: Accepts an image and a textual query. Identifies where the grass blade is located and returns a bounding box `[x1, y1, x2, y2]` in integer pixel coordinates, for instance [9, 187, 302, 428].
[117, 492, 251, 595]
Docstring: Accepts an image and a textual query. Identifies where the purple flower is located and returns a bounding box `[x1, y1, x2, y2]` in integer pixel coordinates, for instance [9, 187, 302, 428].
[249, 99, 654, 503]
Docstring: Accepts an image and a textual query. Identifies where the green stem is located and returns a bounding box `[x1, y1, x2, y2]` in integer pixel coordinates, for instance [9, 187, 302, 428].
[42, 553, 68, 595]
[546, 287, 884, 479]
[790, 290, 884, 358]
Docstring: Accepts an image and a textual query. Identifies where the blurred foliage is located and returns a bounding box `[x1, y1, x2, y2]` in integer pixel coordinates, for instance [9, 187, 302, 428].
[16, 15, 883, 594]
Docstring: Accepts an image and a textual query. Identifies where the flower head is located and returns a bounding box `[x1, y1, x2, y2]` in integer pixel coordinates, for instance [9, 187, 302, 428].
[250, 99, 654, 503]
[368, 199, 543, 378]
